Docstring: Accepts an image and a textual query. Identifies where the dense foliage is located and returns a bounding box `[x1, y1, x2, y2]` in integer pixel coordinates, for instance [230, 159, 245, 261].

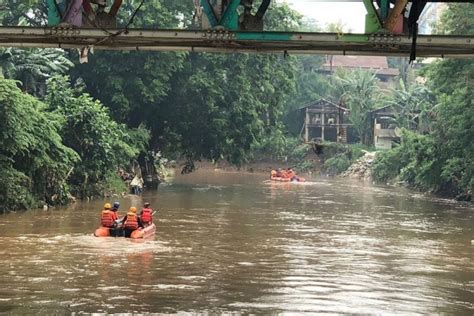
[0, 1, 472, 211]
[388, 80, 438, 134]
[332, 69, 381, 146]
[71, 2, 301, 167]
[321, 143, 366, 176]
[372, 3, 473, 199]
[0, 75, 148, 211]
[0, 79, 78, 211]
[46, 76, 150, 198]
[0, 48, 73, 95]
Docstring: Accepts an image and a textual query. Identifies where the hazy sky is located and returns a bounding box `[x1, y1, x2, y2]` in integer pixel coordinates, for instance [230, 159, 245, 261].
[284, 0, 367, 33]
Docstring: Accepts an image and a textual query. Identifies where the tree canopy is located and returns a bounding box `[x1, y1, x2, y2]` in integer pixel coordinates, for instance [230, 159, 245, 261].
[0, 1, 473, 210]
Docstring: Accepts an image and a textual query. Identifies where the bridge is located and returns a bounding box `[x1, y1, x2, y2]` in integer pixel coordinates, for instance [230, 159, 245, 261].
[1, 27, 472, 57]
[0, 0, 473, 58]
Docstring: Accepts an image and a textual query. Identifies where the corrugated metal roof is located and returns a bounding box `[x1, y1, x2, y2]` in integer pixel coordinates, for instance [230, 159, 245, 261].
[298, 99, 349, 111]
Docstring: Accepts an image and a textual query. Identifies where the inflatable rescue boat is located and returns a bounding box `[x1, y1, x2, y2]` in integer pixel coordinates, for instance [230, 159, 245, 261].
[270, 176, 306, 183]
[94, 223, 156, 239]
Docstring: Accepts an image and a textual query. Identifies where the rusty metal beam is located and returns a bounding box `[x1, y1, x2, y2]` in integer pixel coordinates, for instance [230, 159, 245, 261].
[384, 0, 409, 32]
[0, 27, 473, 58]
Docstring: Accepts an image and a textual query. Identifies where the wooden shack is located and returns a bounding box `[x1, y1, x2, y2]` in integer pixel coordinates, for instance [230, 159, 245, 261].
[300, 99, 356, 144]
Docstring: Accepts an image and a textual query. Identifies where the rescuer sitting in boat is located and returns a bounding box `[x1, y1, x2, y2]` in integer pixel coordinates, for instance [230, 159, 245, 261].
[111, 201, 120, 217]
[270, 168, 305, 182]
[271, 168, 285, 177]
[287, 168, 305, 182]
[121, 207, 143, 237]
[140, 202, 153, 227]
[100, 203, 118, 228]
[286, 168, 296, 180]
[273, 168, 284, 178]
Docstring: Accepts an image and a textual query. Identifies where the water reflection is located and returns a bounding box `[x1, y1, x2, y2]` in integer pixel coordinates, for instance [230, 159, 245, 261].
[0, 170, 472, 314]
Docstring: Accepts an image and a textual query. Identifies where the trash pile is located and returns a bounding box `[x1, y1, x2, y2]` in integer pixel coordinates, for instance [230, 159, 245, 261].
[342, 151, 376, 180]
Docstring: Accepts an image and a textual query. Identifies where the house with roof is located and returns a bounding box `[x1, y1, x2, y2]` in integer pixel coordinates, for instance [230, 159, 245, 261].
[299, 99, 403, 149]
[320, 56, 400, 88]
[371, 105, 401, 149]
[300, 99, 358, 144]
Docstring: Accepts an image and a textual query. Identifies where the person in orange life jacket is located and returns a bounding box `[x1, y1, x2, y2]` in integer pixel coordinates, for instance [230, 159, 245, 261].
[286, 168, 296, 180]
[121, 207, 143, 231]
[275, 168, 283, 177]
[140, 202, 153, 227]
[280, 169, 290, 179]
[100, 203, 116, 228]
[111, 201, 120, 221]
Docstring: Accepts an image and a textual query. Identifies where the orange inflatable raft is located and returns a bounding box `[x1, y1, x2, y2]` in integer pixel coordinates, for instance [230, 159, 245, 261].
[94, 223, 156, 239]
[270, 176, 306, 183]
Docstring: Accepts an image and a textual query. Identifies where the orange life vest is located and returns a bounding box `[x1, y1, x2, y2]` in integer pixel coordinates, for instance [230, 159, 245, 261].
[111, 211, 119, 221]
[100, 210, 115, 227]
[141, 208, 153, 223]
[124, 212, 139, 230]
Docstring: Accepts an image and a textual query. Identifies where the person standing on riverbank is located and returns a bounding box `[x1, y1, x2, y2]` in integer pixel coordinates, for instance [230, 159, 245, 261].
[130, 175, 144, 195]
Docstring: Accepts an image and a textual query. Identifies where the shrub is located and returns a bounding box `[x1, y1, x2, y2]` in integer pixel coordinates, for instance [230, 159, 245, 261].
[323, 156, 351, 176]
[0, 78, 79, 210]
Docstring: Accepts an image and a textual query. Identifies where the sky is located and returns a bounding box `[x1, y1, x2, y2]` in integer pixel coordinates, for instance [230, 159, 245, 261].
[283, 0, 367, 33]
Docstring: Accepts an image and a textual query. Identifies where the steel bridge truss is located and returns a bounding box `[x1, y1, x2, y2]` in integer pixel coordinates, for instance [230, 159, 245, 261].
[0, 26, 472, 57]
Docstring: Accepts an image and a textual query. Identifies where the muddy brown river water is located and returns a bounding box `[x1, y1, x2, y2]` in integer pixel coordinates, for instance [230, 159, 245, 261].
[0, 171, 472, 314]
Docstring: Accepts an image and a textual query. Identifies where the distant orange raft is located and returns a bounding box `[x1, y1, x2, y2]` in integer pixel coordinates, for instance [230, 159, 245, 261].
[270, 176, 306, 183]
[94, 223, 156, 239]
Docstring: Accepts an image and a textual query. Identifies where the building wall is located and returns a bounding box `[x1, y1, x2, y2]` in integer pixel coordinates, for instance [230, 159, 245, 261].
[374, 137, 393, 150]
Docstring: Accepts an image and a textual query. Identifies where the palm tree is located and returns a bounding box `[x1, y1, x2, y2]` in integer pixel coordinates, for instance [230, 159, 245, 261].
[0, 48, 73, 95]
[332, 69, 382, 145]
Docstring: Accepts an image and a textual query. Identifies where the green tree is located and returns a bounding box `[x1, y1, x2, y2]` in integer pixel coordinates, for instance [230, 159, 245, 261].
[72, 2, 302, 167]
[264, 2, 302, 31]
[389, 80, 438, 134]
[154, 52, 297, 166]
[0, 0, 46, 26]
[372, 3, 473, 199]
[0, 78, 78, 211]
[45, 76, 149, 198]
[0, 48, 73, 95]
[70, 0, 192, 124]
[434, 3, 474, 36]
[372, 129, 444, 191]
[426, 3, 473, 197]
[332, 69, 381, 145]
[283, 55, 329, 135]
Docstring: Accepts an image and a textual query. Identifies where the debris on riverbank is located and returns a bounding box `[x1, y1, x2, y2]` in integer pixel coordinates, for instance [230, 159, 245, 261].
[341, 151, 376, 181]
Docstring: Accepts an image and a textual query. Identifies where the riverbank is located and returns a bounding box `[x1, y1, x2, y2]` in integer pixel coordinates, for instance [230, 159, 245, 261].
[166, 150, 471, 203]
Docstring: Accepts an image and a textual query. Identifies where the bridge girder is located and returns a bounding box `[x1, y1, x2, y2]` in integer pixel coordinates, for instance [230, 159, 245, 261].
[0, 27, 472, 58]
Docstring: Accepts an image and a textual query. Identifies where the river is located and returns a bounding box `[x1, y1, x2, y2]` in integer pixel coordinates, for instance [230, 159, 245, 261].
[0, 170, 472, 314]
